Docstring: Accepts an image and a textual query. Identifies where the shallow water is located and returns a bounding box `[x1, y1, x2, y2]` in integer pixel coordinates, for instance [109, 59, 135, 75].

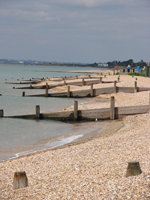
[0, 64, 105, 161]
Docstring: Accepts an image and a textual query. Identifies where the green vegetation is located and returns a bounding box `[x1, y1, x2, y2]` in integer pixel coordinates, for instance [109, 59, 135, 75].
[128, 71, 146, 77]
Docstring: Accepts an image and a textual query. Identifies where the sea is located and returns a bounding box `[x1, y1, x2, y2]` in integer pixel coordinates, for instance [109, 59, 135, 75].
[0, 64, 106, 161]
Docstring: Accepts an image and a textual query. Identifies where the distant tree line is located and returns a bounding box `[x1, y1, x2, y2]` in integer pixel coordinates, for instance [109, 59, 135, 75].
[107, 59, 147, 68]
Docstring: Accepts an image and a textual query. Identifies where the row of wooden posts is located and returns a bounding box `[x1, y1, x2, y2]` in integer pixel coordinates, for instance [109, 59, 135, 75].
[22, 80, 139, 98]
[0, 97, 118, 120]
[13, 161, 142, 189]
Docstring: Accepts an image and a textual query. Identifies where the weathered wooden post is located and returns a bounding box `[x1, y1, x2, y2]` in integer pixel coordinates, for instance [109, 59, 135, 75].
[74, 101, 78, 122]
[104, 75, 106, 78]
[114, 81, 117, 93]
[22, 91, 25, 97]
[45, 83, 49, 97]
[64, 80, 66, 85]
[149, 93, 150, 113]
[67, 86, 70, 98]
[36, 105, 40, 119]
[118, 76, 120, 82]
[0, 110, 4, 117]
[82, 78, 84, 86]
[113, 70, 115, 75]
[100, 77, 102, 83]
[76, 75, 78, 79]
[45, 88, 48, 97]
[30, 85, 32, 89]
[46, 83, 49, 89]
[88, 74, 90, 78]
[90, 83, 93, 97]
[13, 171, 28, 190]
[110, 96, 115, 120]
[134, 81, 137, 93]
[126, 161, 142, 177]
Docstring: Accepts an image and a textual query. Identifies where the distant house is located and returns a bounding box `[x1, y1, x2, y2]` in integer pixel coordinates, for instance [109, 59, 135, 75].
[98, 63, 108, 67]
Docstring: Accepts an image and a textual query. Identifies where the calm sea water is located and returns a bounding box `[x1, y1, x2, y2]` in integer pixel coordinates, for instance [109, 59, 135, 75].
[0, 64, 105, 161]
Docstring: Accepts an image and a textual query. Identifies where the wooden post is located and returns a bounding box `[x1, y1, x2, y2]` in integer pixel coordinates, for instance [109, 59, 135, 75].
[149, 93, 150, 113]
[100, 77, 102, 83]
[113, 70, 115, 75]
[0, 110, 4, 117]
[45, 83, 49, 97]
[30, 85, 32, 89]
[22, 91, 25, 97]
[118, 76, 120, 82]
[45, 88, 48, 97]
[104, 75, 106, 78]
[36, 105, 40, 119]
[76, 75, 78, 79]
[110, 96, 115, 120]
[46, 83, 49, 89]
[67, 86, 70, 98]
[64, 80, 66, 85]
[90, 83, 93, 97]
[82, 78, 84, 86]
[13, 171, 28, 190]
[134, 81, 137, 93]
[114, 81, 117, 93]
[74, 101, 78, 122]
[88, 74, 90, 78]
[126, 161, 142, 177]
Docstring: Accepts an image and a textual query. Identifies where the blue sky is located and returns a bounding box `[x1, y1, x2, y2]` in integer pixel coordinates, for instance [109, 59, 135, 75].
[0, 0, 150, 63]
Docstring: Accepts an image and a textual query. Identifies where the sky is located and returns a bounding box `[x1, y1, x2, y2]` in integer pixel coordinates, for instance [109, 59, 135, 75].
[0, 0, 150, 63]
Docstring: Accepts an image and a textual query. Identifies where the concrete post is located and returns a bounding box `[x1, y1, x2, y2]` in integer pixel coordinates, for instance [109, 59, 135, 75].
[74, 101, 78, 122]
[22, 91, 25, 97]
[67, 86, 70, 98]
[0, 110, 4, 117]
[36, 105, 40, 119]
[114, 81, 117, 93]
[110, 96, 115, 120]
[90, 83, 93, 97]
[134, 81, 137, 93]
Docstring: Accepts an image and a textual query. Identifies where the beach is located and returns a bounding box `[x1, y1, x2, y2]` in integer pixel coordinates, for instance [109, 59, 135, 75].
[0, 71, 150, 199]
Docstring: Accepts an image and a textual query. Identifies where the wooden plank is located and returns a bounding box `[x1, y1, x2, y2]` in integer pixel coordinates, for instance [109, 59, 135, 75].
[79, 108, 110, 120]
[115, 105, 149, 118]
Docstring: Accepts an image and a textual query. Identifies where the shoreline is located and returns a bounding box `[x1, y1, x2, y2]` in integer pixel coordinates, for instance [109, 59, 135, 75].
[0, 119, 124, 163]
[0, 70, 150, 199]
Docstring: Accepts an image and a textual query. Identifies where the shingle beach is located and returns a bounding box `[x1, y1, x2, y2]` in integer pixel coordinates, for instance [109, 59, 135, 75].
[0, 71, 150, 199]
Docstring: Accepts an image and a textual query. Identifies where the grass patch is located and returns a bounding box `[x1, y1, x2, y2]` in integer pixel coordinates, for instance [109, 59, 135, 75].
[128, 72, 146, 77]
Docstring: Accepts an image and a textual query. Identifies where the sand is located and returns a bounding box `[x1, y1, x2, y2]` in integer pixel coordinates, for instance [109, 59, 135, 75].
[0, 71, 150, 199]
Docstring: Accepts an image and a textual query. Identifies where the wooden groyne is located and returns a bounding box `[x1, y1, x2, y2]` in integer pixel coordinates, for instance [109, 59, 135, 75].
[13, 79, 113, 90]
[2, 102, 149, 122]
[24, 86, 150, 98]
